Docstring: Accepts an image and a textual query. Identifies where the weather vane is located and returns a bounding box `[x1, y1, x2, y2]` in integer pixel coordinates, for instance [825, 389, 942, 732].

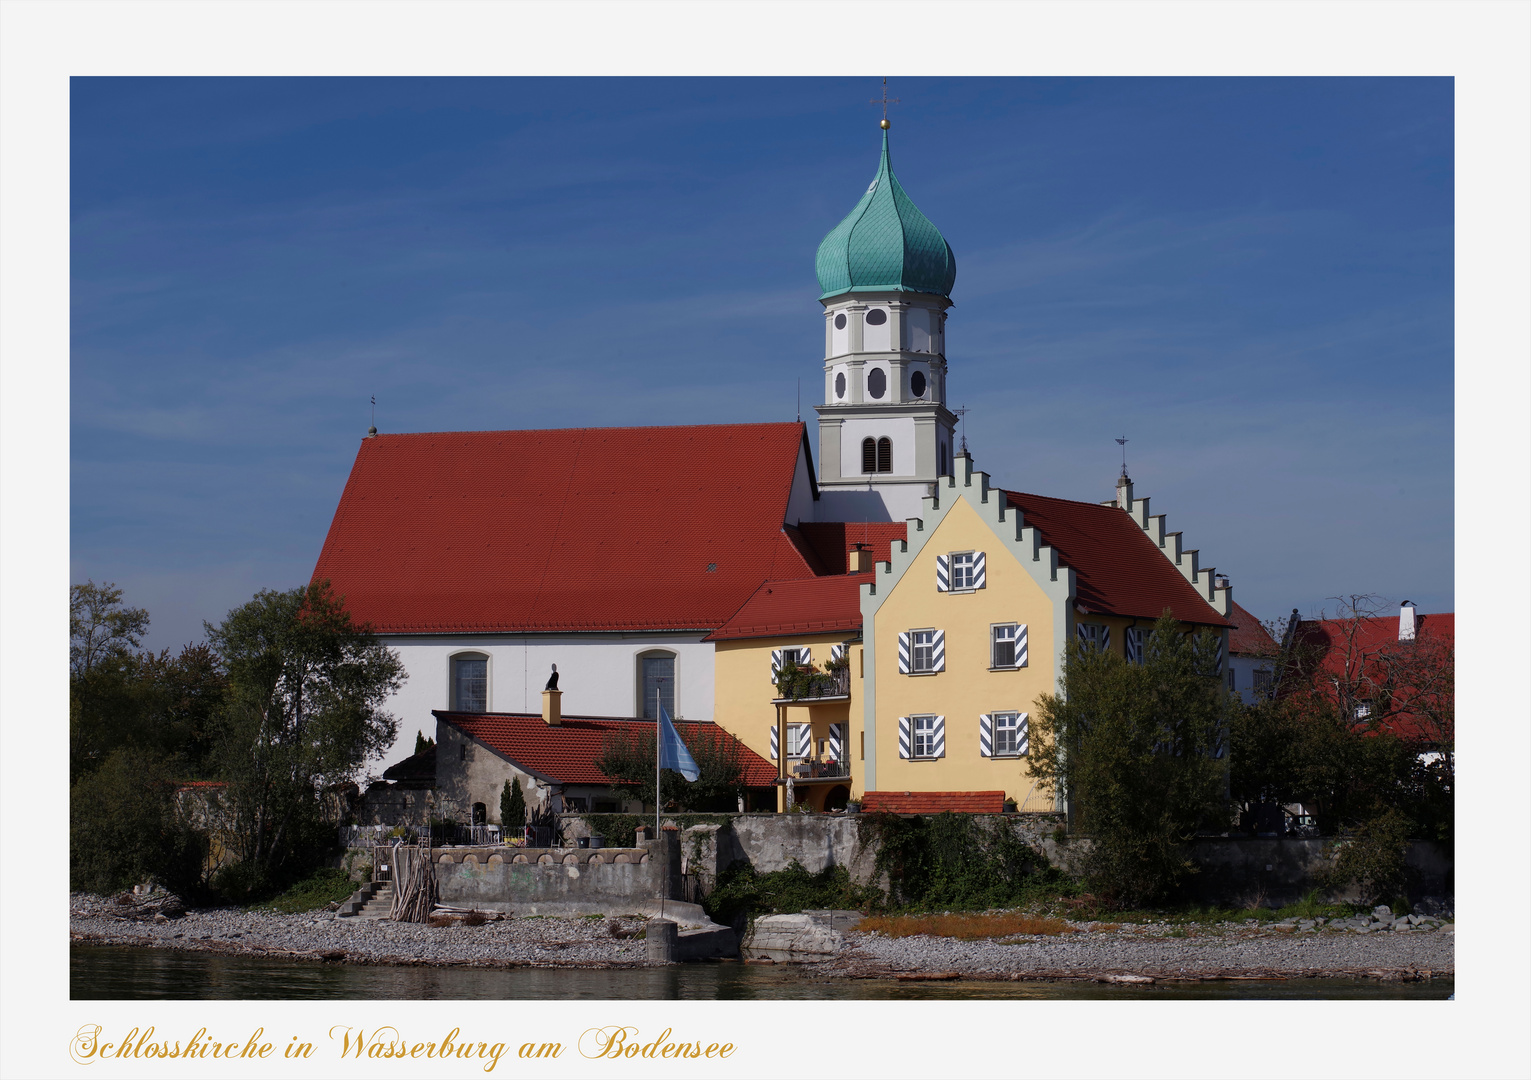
[870, 77, 899, 129]
[955, 405, 969, 452]
[1115, 435, 1129, 476]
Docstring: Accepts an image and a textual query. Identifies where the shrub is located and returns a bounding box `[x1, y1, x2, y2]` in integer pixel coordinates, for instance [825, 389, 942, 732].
[702, 860, 879, 926]
[858, 811, 1059, 911]
[260, 867, 356, 913]
[1323, 809, 1412, 905]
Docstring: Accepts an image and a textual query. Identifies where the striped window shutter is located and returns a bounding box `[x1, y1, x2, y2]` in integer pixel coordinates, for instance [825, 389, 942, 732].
[828, 723, 844, 760]
[898, 631, 911, 674]
[931, 716, 946, 758]
[794, 724, 812, 757]
[936, 554, 950, 592]
[1101, 625, 1111, 653]
[770, 648, 783, 677]
[1076, 623, 1089, 646]
[1212, 637, 1224, 675]
[800, 646, 812, 666]
[972, 551, 986, 589]
[1016, 623, 1029, 668]
[979, 714, 993, 757]
[769, 726, 779, 759]
[1125, 627, 1143, 664]
[830, 643, 846, 664]
[898, 717, 911, 759]
[931, 629, 946, 672]
[1017, 713, 1030, 756]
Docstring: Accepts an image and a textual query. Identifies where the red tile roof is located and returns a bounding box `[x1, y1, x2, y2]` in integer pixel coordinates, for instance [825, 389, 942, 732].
[861, 791, 1008, 814]
[1227, 598, 1278, 657]
[794, 521, 908, 574]
[436, 710, 779, 788]
[1002, 491, 1230, 627]
[312, 423, 820, 633]
[705, 572, 872, 642]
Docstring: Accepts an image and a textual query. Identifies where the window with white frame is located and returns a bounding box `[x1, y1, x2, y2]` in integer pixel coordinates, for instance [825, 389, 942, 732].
[992, 712, 1024, 757]
[451, 653, 488, 712]
[913, 715, 939, 758]
[1076, 622, 1108, 653]
[637, 651, 676, 719]
[950, 551, 976, 590]
[787, 723, 809, 759]
[992, 623, 1018, 668]
[911, 629, 937, 672]
[780, 647, 807, 669]
[1253, 669, 1274, 699]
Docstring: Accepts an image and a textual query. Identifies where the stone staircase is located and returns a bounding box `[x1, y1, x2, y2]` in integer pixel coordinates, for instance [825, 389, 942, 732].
[335, 881, 394, 920]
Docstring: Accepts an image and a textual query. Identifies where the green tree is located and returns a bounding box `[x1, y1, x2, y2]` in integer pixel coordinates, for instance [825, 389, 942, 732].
[71, 580, 150, 677]
[70, 747, 205, 895]
[500, 778, 527, 829]
[414, 729, 436, 756]
[1029, 611, 1231, 907]
[204, 581, 404, 888]
[594, 724, 746, 812]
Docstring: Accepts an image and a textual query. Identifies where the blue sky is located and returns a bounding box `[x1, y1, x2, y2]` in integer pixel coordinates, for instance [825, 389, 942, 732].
[70, 76, 1454, 651]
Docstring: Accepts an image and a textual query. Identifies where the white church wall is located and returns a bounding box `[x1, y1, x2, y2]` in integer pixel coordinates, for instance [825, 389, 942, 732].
[862, 305, 892, 351]
[903, 307, 932, 353]
[785, 442, 816, 526]
[840, 416, 916, 476]
[375, 632, 716, 772]
[829, 310, 850, 357]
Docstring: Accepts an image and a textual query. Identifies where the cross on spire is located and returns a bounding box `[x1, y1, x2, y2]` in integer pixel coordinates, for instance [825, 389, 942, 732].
[870, 77, 899, 129]
[954, 405, 969, 452]
[1115, 435, 1129, 477]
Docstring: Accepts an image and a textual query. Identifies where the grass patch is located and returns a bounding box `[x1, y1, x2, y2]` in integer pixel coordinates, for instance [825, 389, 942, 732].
[256, 868, 357, 914]
[860, 912, 1072, 939]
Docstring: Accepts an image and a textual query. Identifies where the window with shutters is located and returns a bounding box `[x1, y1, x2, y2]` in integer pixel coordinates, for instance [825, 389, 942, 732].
[1253, 669, 1274, 699]
[451, 652, 489, 712]
[991, 623, 1018, 668]
[992, 712, 1024, 757]
[1227, 667, 1237, 692]
[786, 723, 809, 759]
[911, 629, 937, 673]
[861, 437, 893, 474]
[913, 715, 939, 758]
[876, 436, 892, 472]
[1077, 623, 1107, 653]
[950, 551, 975, 590]
[1125, 627, 1147, 665]
[780, 647, 807, 669]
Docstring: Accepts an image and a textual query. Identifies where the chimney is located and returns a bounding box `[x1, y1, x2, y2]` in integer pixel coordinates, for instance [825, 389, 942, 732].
[1215, 574, 1230, 590]
[541, 689, 562, 726]
[1116, 471, 1133, 510]
[1399, 601, 1417, 642]
[847, 543, 872, 574]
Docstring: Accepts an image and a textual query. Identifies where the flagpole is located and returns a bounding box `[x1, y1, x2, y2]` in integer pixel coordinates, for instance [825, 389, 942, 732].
[655, 678, 662, 842]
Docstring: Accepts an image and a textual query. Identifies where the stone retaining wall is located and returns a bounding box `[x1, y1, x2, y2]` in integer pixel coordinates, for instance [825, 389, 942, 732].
[431, 834, 683, 916]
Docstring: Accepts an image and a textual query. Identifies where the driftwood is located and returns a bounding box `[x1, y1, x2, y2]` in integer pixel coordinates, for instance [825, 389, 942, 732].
[388, 842, 437, 923]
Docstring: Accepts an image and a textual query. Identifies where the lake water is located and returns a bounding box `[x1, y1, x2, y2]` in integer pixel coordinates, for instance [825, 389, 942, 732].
[71, 946, 1451, 1000]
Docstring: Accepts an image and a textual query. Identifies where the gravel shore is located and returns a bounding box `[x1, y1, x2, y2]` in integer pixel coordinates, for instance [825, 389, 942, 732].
[70, 894, 1451, 983]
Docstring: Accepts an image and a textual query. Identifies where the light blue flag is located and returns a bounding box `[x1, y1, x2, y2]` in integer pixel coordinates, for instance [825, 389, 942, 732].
[657, 706, 700, 782]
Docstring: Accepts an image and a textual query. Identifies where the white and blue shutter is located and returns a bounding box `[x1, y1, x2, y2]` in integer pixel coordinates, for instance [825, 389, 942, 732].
[898, 631, 911, 674]
[1017, 712, 1030, 756]
[972, 551, 986, 589]
[830, 643, 847, 664]
[1125, 627, 1144, 665]
[931, 715, 946, 758]
[793, 724, 812, 758]
[770, 648, 784, 677]
[769, 726, 779, 759]
[1015, 623, 1029, 668]
[979, 714, 993, 757]
[936, 554, 950, 592]
[1076, 623, 1090, 648]
[1101, 625, 1111, 653]
[931, 629, 946, 672]
[898, 717, 912, 759]
[828, 723, 844, 760]
[800, 646, 812, 667]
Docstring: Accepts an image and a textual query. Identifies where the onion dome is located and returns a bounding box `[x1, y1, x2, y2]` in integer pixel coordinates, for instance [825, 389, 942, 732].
[815, 130, 956, 300]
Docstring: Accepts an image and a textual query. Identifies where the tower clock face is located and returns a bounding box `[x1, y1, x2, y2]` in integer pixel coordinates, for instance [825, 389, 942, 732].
[835, 372, 846, 399]
[910, 370, 927, 398]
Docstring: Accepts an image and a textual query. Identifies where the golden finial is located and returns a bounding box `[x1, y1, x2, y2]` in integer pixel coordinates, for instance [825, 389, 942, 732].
[871, 78, 898, 130]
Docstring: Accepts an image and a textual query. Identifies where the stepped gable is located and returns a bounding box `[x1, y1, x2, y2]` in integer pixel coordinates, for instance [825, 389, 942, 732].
[794, 521, 907, 574]
[435, 710, 779, 788]
[704, 572, 873, 642]
[1001, 490, 1231, 627]
[1227, 599, 1278, 656]
[313, 422, 818, 633]
[860, 791, 1007, 814]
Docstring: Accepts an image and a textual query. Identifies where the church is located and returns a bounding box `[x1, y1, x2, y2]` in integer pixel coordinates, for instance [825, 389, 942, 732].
[312, 120, 1234, 819]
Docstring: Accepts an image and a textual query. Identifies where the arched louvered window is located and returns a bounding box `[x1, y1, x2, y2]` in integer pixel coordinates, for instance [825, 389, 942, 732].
[862, 438, 877, 474]
[877, 437, 892, 473]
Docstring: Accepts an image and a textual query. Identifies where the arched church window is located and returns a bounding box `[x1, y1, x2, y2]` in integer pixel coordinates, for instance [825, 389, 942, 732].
[637, 650, 676, 719]
[877, 437, 892, 473]
[864, 308, 887, 326]
[451, 652, 488, 712]
[834, 313, 847, 330]
[910, 370, 927, 398]
[861, 438, 877, 474]
[835, 372, 846, 399]
[867, 367, 886, 400]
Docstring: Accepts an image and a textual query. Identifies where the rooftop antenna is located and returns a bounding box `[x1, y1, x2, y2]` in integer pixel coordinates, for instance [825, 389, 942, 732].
[954, 405, 969, 453]
[796, 378, 801, 423]
[870, 77, 899, 130]
[368, 394, 377, 437]
[1115, 435, 1129, 477]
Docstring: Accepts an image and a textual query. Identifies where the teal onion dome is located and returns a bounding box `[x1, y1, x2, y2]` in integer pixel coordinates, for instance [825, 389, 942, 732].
[815, 131, 956, 300]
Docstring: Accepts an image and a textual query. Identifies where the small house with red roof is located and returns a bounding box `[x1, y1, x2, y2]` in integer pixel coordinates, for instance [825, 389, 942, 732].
[1226, 598, 1280, 705]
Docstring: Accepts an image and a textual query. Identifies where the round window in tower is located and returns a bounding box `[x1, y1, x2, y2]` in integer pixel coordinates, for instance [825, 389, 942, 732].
[834, 372, 846, 399]
[910, 370, 927, 398]
[867, 367, 887, 400]
[834, 313, 847, 330]
[864, 308, 888, 326]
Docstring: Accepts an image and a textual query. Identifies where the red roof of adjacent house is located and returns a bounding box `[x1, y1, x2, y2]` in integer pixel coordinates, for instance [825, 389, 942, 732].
[794, 521, 908, 574]
[1227, 598, 1278, 657]
[1002, 491, 1230, 627]
[436, 710, 779, 788]
[861, 791, 1008, 814]
[705, 572, 872, 642]
[312, 423, 820, 633]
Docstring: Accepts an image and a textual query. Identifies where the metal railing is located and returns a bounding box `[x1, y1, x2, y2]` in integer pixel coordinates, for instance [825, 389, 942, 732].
[790, 759, 849, 779]
[774, 666, 851, 702]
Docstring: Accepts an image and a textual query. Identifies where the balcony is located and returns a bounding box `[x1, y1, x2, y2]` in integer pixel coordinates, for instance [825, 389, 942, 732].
[789, 758, 850, 780]
[772, 666, 851, 704]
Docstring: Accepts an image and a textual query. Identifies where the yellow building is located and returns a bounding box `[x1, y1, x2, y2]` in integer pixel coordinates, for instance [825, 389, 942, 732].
[859, 453, 1234, 810]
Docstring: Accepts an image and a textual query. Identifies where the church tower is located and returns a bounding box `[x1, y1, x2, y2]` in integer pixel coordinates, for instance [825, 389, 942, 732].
[813, 124, 958, 523]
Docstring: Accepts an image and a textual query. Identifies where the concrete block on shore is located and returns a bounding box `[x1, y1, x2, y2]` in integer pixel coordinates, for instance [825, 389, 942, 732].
[741, 914, 845, 962]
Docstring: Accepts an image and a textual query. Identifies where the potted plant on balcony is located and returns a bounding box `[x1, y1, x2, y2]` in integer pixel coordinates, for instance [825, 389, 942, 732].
[774, 658, 816, 701]
[1003, 797, 1018, 814]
